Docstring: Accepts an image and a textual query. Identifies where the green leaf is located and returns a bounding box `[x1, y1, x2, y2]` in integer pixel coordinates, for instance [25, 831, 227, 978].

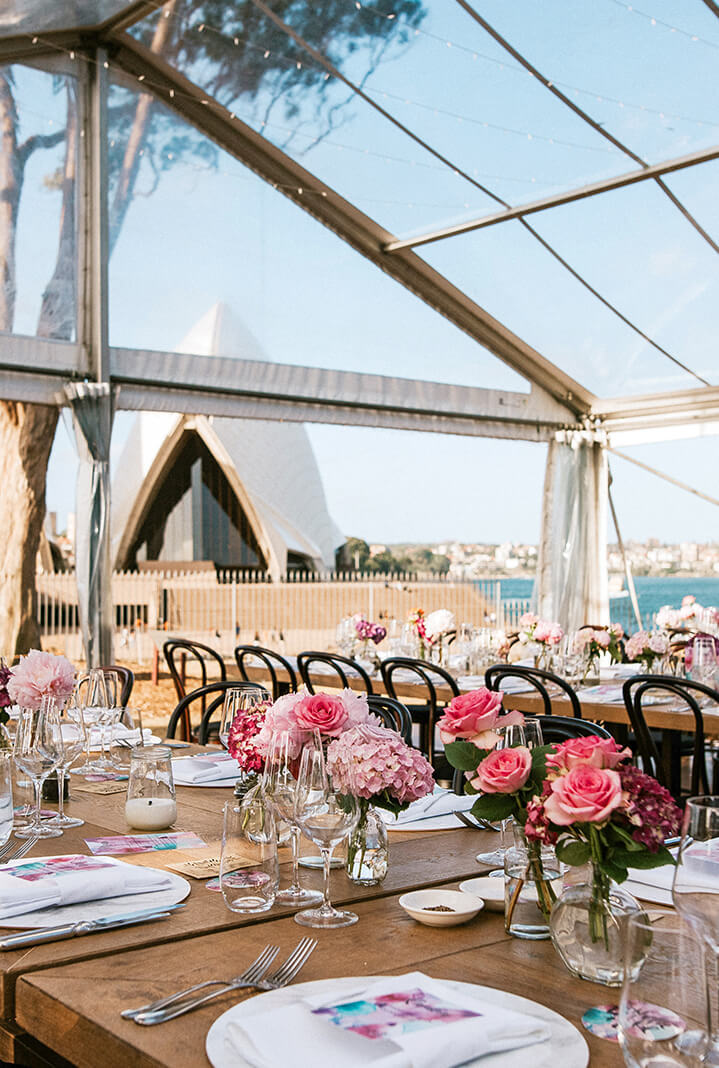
[556, 839, 591, 866]
[443, 741, 485, 772]
[618, 848, 676, 870]
[602, 859, 628, 884]
[471, 794, 517, 822]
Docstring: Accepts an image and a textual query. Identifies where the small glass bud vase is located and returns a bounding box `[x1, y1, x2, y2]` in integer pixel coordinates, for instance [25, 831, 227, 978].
[125, 746, 177, 830]
[549, 862, 648, 986]
[346, 803, 389, 886]
[504, 825, 560, 940]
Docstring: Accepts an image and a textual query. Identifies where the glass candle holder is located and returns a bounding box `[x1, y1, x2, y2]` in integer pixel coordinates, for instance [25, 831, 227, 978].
[125, 746, 177, 831]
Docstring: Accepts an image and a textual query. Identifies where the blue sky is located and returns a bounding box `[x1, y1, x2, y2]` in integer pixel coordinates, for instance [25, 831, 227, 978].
[8, 0, 719, 545]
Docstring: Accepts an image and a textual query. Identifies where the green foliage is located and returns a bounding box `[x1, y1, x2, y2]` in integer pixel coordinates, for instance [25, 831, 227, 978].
[556, 838, 591, 866]
[443, 740, 486, 772]
[470, 793, 516, 822]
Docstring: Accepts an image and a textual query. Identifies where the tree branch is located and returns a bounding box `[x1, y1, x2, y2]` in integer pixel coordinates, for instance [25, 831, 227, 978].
[17, 129, 66, 167]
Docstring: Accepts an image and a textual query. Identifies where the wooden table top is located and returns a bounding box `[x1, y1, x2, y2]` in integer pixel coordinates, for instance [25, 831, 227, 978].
[242, 663, 719, 736]
[0, 776, 490, 1064]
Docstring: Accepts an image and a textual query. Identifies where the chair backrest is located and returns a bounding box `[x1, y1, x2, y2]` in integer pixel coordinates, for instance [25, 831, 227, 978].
[235, 645, 297, 701]
[451, 716, 612, 797]
[76, 664, 135, 709]
[622, 674, 716, 797]
[367, 694, 413, 745]
[102, 664, 135, 708]
[380, 657, 459, 765]
[485, 664, 582, 719]
[296, 651, 374, 695]
[163, 639, 227, 739]
[167, 680, 270, 745]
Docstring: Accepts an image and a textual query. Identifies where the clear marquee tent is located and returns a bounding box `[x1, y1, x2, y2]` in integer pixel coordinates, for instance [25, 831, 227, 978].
[0, 0, 717, 665]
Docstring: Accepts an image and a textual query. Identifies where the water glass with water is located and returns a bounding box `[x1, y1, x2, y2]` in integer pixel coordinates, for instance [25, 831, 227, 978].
[0, 752, 12, 849]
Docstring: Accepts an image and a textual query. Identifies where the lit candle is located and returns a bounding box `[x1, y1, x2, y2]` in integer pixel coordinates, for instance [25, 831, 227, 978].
[125, 797, 177, 831]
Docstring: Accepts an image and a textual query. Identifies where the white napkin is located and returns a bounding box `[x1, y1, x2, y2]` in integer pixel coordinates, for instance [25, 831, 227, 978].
[380, 789, 476, 829]
[626, 847, 719, 905]
[0, 854, 173, 920]
[85, 725, 157, 750]
[171, 753, 240, 784]
[225, 973, 551, 1068]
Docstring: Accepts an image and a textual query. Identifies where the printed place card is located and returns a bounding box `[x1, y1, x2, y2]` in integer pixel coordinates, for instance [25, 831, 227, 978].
[85, 831, 206, 856]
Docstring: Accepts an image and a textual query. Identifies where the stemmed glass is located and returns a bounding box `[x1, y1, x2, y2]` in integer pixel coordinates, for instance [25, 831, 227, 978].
[73, 669, 110, 775]
[293, 733, 360, 928]
[219, 688, 270, 750]
[476, 720, 543, 868]
[46, 704, 87, 830]
[692, 638, 717, 688]
[672, 796, 719, 1065]
[13, 697, 64, 839]
[261, 731, 322, 906]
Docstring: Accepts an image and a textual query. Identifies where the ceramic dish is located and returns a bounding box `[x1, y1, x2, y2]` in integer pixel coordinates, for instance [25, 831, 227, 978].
[398, 889, 484, 926]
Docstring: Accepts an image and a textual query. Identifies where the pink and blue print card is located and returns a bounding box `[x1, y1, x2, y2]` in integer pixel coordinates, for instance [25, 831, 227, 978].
[312, 988, 480, 1040]
[84, 831, 205, 856]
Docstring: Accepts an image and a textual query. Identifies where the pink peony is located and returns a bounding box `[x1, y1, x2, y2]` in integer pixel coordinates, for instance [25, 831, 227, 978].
[608, 622, 625, 638]
[682, 595, 696, 607]
[327, 723, 434, 804]
[519, 612, 539, 629]
[534, 620, 563, 645]
[546, 735, 631, 774]
[7, 650, 75, 711]
[542, 765, 623, 826]
[594, 630, 611, 649]
[437, 687, 523, 745]
[469, 746, 532, 794]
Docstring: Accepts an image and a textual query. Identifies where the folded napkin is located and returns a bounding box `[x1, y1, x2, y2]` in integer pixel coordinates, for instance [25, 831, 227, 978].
[0, 854, 173, 920]
[225, 972, 551, 1068]
[171, 753, 240, 784]
[84, 725, 157, 750]
[626, 847, 719, 905]
[380, 789, 476, 829]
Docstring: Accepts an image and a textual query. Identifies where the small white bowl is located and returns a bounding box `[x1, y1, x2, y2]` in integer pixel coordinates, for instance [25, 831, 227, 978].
[398, 889, 484, 927]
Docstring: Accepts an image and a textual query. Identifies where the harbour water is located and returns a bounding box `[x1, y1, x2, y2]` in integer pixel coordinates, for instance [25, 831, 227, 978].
[498, 575, 719, 628]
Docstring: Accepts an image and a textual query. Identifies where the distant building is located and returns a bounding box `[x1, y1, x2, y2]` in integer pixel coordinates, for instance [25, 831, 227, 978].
[110, 303, 344, 578]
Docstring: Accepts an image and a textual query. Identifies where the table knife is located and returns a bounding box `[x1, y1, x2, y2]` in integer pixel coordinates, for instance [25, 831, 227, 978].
[0, 902, 186, 950]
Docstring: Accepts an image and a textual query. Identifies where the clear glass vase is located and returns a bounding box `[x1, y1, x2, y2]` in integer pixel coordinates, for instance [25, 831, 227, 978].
[550, 862, 648, 986]
[346, 803, 388, 886]
[504, 826, 561, 940]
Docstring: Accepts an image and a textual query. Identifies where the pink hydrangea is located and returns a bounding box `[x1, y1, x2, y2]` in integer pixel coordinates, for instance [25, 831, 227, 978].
[7, 650, 75, 711]
[617, 765, 682, 851]
[327, 723, 434, 804]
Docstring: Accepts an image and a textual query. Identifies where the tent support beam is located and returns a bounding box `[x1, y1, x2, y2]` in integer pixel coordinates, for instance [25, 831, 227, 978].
[386, 144, 719, 251]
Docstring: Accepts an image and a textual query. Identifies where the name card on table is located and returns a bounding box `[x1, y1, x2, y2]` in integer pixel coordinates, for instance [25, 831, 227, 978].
[84, 831, 206, 856]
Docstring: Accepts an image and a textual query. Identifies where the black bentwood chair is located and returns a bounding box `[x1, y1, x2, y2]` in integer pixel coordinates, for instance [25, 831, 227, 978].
[622, 675, 719, 799]
[380, 657, 460, 770]
[163, 639, 227, 740]
[367, 694, 413, 746]
[297, 651, 374, 696]
[234, 644, 298, 701]
[166, 680, 269, 746]
[485, 664, 583, 719]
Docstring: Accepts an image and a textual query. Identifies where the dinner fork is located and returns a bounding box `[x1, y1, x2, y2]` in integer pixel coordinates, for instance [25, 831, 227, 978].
[133, 937, 318, 1025]
[121, 943, 280, 1019]
[0, 836, 39, 863]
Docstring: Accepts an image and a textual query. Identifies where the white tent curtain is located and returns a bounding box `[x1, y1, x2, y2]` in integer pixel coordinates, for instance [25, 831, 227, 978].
[534, 430, 609, 632]
[65, 381, 115, 667]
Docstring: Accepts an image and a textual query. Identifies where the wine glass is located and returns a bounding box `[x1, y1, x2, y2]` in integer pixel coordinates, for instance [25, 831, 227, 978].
[219, 688, 270, 750]
[73, 669, 110, 775]
[293, 733, 360, 928]
[13, 697, 64, 839]
[0, 752, 12, 849]
[261, 732, 322, 906]
[46, 703, 87, 830]
[476, 721, 529, 868]
[692, 638, 717, 688]
[672, 796, 719, 1063]
[95, 672, 121, 772]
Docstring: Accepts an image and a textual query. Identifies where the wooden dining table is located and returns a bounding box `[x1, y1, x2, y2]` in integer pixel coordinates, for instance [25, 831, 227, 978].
[0, 767, 624, 1068]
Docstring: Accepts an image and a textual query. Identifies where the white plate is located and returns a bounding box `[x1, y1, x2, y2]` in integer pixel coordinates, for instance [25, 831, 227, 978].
[205, 976, 588, 1068]
[459, 875, 506, 912]
[0, 856, 191, 928]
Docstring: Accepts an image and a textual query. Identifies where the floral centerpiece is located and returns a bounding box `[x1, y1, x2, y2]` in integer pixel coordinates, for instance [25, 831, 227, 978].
[7, 650, 75, 711]
[0, 665, 12, 735]
[513, 613, 563, 670]
[526, 735, 682, 984]
[574, 625, 624, 681]
[328, 722, 434, 884]
[624, 630, 670, 672]
[439, 689, 556, 922]
[353, 616, 386, 669]
[226, 697, 271, 777]
[408, 608, 455, 662]
[657, 595, 719, 632]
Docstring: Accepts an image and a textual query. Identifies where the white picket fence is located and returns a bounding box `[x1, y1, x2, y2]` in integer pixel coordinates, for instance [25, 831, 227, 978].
[36, 570, 529, 660]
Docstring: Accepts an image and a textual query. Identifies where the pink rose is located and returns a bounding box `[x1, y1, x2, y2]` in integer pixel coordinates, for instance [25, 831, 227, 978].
[519, 612, 538, 629]
[609, 622, 624, 638]
[294, 693, 349, 736]
[438, 688, 523, 744]
[469, 746, 532, 794]
[594, 630, 611, 649]
[546, 735, 631, 773]
[543, 766, 623, 825]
